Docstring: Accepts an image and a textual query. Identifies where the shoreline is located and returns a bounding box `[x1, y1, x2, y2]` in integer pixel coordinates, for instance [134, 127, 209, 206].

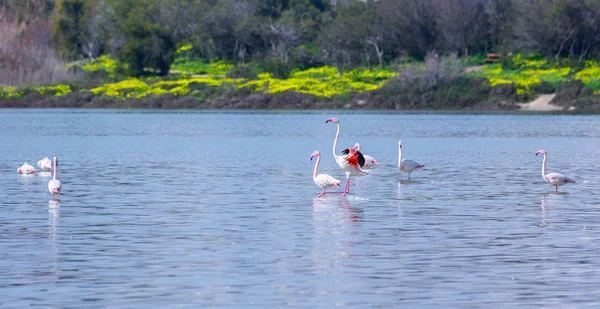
[0, 103, 587, 114]
[0, 89, 590, 113]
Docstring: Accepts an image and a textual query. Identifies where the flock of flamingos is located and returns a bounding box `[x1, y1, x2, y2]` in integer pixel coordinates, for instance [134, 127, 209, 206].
[16, 156, 61, 199]
[311, 117, 575, 198]
[13, 116, 575, 200]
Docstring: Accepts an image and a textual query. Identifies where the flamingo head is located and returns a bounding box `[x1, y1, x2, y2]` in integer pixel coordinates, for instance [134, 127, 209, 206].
[353, 143, 360, 151]
[53, 156, 58, 167]
[310, 151, 320, 161]
[535, 149, 546, 156]
[398, 140, 403, 148]
[325, 117, 339, 124]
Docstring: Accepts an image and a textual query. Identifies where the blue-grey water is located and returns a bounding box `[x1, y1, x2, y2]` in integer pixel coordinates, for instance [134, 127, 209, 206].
[1, 109, 600, 308]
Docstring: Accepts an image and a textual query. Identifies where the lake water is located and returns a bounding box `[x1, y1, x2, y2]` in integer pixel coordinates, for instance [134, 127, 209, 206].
[1, 109, 600, 308]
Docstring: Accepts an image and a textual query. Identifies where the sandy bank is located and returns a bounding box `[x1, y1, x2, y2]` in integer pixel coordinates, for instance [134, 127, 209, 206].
[518, 94, 572, 112]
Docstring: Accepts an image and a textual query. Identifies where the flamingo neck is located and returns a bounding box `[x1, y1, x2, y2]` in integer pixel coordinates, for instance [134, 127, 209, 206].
[541, 153, 547, 178]
[332, 122, 341, 159]
[313, 154, 320, 180]
[398, 145, 403, 168]
[53, 158, 57, 180]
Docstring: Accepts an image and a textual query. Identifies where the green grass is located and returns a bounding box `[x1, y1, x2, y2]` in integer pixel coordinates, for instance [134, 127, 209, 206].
[5, 53, 599, 105]
[171, 60, 233, 75]
[470, 55, 572, 99]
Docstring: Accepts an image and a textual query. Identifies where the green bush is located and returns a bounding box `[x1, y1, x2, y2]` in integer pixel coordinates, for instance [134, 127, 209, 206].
[226, 64, 261, 79]
[171, 60, 233, 75]
[258, 59, 296, 79]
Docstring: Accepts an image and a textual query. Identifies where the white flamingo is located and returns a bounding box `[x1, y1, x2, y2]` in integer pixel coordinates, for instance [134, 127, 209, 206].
[326, 117, 368, 197]
[353, 143, 379, 168]
[398, 141, 424, 180]
[536, 150, 575, 192]
[48, 157, 61, 199]
[38, 157, 52, 171]
[310, 151, 343, 198]
[17, 162, 36, 175]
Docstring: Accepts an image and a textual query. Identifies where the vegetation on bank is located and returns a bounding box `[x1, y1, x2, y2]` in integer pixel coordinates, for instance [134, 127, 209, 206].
[2, 1, 600, 109]
[2, 53, 600, 110]
[1, 54, 400, 100]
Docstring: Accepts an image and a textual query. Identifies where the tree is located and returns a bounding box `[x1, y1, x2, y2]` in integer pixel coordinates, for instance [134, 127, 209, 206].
[487, 0, 515, 52]
[0, 0, 55, 20]
[516, 0, 600, 60]
[110, 0, 177, 75]
[378, 0, 438, 59]
[317, 0, 369, 75]
[436, 0, 490, 56]
[0, 1, 70, 86]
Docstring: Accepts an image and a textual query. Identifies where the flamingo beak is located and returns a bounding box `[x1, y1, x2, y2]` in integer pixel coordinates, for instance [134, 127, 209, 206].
[310, 154, 315, 160]
[535, 151, 540, 156]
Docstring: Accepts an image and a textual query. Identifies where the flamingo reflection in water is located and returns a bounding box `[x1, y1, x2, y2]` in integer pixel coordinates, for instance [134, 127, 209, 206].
[312, 196, 362, 223]
[48, 199, 59, 283]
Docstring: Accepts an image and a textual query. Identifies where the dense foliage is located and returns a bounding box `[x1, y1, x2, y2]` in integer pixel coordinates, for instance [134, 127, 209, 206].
[42, 0, 600, 74]
[2, 0, 600, 109]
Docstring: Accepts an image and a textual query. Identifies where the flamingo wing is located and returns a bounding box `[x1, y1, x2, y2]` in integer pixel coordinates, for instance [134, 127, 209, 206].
[363, 154, 379, 168]
[546, 172, 574, 186]
[341, 148, 365, 167]
[334, 153, 369, 175]
[344, 149, 361, 167]
[315, 174, 342, 189]
[18, 163, 36, 174]
[400, 159, 423, 172]
[38, 158, 52, 170]
[356, 151, 365, 168]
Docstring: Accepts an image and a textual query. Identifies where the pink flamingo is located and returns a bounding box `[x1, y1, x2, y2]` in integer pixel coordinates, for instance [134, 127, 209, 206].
[353, 143, 379, 168]
[310, 151, 343, 198]
[326, 117, 368, 197]
[48, 156, 61, 199]
[38, 157, 52, 172]
[536, 150, 575, 192]
[17, 162, 36, 175]
[398, 141, 424, 180]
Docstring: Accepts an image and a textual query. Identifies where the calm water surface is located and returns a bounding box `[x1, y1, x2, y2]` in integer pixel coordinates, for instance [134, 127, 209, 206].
[1, 109, 600, 308]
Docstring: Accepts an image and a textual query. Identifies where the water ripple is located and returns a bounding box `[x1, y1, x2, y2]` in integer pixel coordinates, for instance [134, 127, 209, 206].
[1, 110, 600, 308]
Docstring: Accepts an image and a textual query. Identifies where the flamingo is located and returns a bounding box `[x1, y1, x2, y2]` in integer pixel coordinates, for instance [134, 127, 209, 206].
[536, 150, 575, 192]
[352, 143, 379, 168]
[17, 162, 36, 175]
[326, 117, 368, 197]
[398, 141, 424, 180]
[38, 157, 52, 171]
[310, 150, 343, 198]
[48, 156, 61, 199]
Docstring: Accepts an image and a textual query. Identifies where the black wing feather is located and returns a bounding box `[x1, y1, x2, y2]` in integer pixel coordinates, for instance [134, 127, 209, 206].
[356, 150, 365, 167]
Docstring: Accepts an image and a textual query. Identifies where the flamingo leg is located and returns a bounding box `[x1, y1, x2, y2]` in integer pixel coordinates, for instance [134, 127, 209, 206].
[556, 186, 558, 192]
[317, 191, 325, 198]
[343, 173, 351, 197]
[408, 173, 411, 181]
